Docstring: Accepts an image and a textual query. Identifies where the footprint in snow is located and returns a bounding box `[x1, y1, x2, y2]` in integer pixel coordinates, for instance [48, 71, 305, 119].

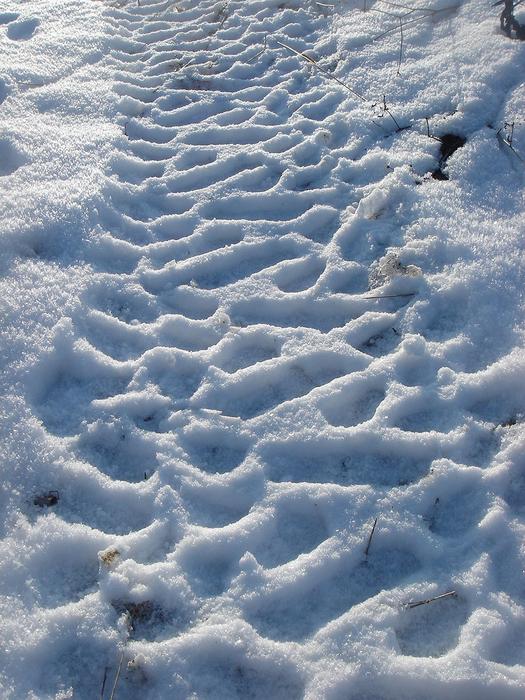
[7, 17, 39, 41]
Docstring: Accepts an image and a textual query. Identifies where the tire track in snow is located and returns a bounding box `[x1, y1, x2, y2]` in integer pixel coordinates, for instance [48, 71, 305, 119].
[24, 0, 525, 697]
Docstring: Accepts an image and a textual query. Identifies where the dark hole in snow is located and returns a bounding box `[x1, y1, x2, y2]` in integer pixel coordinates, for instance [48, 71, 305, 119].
[431, 133, 466, 180]
[112, 600, 159, 634]
[33, 490, 59, 507]
[439, 133, 467, 161]
[431, 168, 449, 181]
[122, 600, 155, 623]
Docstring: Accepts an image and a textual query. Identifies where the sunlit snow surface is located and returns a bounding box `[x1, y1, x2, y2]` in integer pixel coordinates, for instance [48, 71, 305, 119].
[1, 0, 525, 697]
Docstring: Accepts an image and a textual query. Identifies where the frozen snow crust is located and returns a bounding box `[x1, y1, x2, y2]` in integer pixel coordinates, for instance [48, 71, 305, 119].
[1, 0, 525, 697]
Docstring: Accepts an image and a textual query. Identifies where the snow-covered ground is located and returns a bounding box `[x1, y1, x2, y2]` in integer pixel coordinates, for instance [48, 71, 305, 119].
[1, 0, 525, 697]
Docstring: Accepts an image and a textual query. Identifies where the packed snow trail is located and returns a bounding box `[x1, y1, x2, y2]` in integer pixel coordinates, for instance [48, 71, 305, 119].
[1, 0, 525, 698]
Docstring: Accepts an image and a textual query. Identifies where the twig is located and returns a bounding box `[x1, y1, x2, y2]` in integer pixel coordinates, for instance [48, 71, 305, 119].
[501, 139, 524, 163]
[506, 121, 515, 146]
[108, 650, 125, 700]
[406, 590, 457, 608]
[382, 94, 401, 130]
[425, 117, 442, 142]
[496, 126, 525, 163]
[100, 667, 109, 700]
[364, 517, 378, 556]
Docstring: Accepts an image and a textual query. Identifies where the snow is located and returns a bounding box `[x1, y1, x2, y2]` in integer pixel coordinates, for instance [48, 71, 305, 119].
[0, 0, 524, 697]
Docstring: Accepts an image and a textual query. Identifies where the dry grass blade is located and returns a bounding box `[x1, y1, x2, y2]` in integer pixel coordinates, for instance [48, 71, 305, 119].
[406, 590, 457, 608]
[364, 517, 378, 557]
[372, 12, 433, 41]
[274, 39, 404, 131]
[108, 650, 125, 700]
[363, 292, 416, 299]
[425, 116, 443, 142]
[365, 1, 456, 75]
[372, 4, 459, 42]
[497, 132, 525, 163]
[275, 39, 367, 102]
[248, 35, 268, 63]
[376, 0, 445, 12]
[99, 667, 108, 700]
[496, 122, 524, 163]
[369, 6, 412, 17]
